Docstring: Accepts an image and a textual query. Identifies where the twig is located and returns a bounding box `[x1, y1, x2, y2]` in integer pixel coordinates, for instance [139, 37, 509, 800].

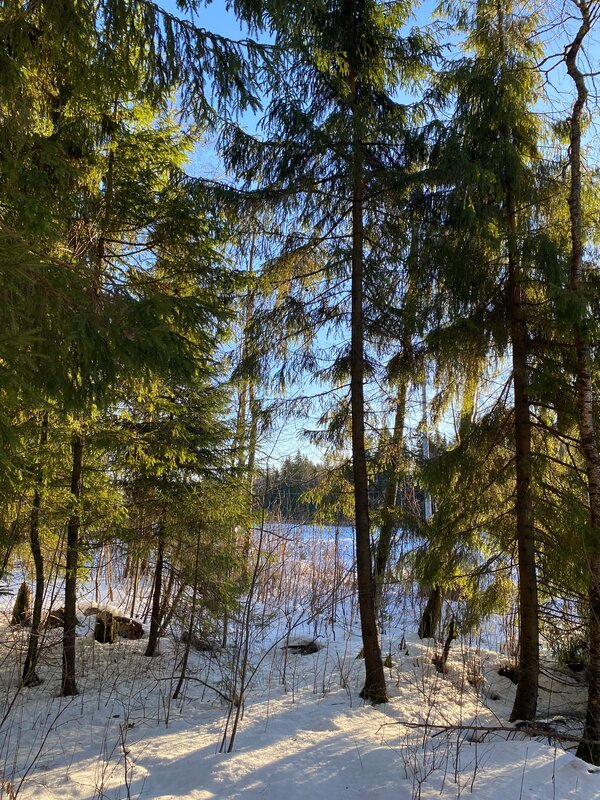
[154, 676, 235, 706]
[380, 720, 585, 745]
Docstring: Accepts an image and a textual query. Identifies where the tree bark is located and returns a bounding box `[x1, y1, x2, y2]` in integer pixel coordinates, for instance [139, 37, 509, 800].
[61, 429, 84, 696]
[234, 237, 256, 475]
[564, 1, 600, 764]
[507, 181, 539, 723]
[349, 51, 387, 703]
[22, 411, 48, 687]
[491, 0, 539, 723]
[159, 580, 185, 638]
[418, 584, 443, 640]
[0, 504, 24, 583]
[144, 532, 165, 657]
[173, 527, 202, 700]
[373, 228, 418, 618]
[129, 556, 140, 618]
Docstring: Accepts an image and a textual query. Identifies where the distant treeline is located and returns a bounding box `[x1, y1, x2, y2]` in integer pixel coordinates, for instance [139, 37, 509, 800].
[255, 451, 424, 525]
[255, 453, 324, 522]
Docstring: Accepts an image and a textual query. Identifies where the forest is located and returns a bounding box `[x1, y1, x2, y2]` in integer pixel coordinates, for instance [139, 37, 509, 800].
[1, 0, 600, 796]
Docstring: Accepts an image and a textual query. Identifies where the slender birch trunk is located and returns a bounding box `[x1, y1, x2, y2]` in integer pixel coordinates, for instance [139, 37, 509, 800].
[564, 1, 600, 764]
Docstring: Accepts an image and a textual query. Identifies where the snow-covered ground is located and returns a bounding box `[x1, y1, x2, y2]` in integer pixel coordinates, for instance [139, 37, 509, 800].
[0, 544, 599, 800]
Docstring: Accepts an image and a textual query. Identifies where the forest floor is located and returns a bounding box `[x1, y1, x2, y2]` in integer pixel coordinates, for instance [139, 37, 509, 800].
[0, 558, 599, 799]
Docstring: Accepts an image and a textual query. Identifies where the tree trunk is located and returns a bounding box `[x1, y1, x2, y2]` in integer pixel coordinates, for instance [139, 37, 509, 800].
[373, 231, 418, 619]
[22, 411, 48, 687]
[0, 503, 25, 583]
[564, 2, 600, 764]
[247, 384, 258, 486]
[173, 528, 202, 700]
[488, 0, 539, 724]
[374, 377, 408, 617]
[61, 429, 84, 696]
[129, 556, 140, 618]
[434, 615, 457, 674]
[506, 184, 539, 723]
[234, 382, 248, 472]
[234, 237, 256, 475]
[159, 581, 185, 638]
[145, 533, 164, 657]
[418, 584, 443, 640]
[350, 61, 387, 704]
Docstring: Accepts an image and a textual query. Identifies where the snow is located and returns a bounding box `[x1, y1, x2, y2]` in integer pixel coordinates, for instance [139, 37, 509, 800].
[0, 554, 599, 799]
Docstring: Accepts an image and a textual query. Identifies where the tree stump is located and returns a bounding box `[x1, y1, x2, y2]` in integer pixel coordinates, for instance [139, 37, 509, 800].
[11, 582, 32, 626]
[44, 607, 65, 629]
[94, 611, 118, 644]
[115, 615, 144, 640]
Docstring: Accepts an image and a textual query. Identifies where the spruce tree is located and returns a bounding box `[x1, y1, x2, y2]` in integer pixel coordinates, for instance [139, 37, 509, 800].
[224, 0, 435, 701]
[1, 0, 255, 694]
[428, 0, 550, 720]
